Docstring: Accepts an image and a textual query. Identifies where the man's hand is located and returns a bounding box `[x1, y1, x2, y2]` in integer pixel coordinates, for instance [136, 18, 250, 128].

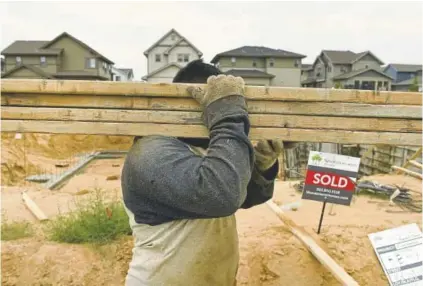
[255, 140, 298, 172]
[187, 75, 245, 108]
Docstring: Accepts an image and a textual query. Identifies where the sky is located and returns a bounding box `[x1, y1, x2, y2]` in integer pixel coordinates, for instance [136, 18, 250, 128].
[0, 1, 422, 80]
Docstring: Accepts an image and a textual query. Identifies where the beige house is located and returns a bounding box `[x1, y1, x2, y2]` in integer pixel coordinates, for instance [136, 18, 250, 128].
[211, 46, 306, 87]
[302, 50, 393, 90]
[1, 32, 114, 80]
[142, 29, 203, 83]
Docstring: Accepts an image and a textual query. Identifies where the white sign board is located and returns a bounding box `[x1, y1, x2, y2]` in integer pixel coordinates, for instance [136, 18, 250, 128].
[301, 151, 361, 206]
[368, 223, 423, 286]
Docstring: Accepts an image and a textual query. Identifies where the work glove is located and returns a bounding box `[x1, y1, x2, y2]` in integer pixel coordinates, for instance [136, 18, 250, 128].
[187, 74, 245, 108]
[254, 140, 298, 172]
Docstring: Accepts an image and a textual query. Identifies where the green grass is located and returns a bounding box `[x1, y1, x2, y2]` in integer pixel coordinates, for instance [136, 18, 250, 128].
[1, 218, 33, 241]
[46, 189, 131, 244]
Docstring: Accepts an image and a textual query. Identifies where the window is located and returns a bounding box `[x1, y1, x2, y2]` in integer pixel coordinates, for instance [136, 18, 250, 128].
[86, 58, 96, 69]
[327, 65, 332, 72]
[252, 59, 257, 67]
[365, 64, 369, 69]
[231, 57, 236, 66]
[177, 54, 190, 63]
[354, 80, 360, 89]
[155, 54, 161, 62]
[16, 56, 22, 65]
[115, 76, 121, 81]
[269, 58, 274, 67]
[40, 56, 46, 66]
[171, 34, 176, 41]
[410, 74, 415, 78]
[294, 60, 300, 68]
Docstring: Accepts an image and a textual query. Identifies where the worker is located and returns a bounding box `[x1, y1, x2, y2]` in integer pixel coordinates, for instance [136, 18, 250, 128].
[121, 59, 296, 285]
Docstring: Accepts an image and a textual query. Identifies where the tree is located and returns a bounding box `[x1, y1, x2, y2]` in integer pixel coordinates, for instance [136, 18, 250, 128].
[334, 82, 343, 89]
[408, 76, 419, 92]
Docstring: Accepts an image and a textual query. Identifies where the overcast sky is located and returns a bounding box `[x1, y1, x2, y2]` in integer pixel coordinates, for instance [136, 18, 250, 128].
[1, 1, 421, 80]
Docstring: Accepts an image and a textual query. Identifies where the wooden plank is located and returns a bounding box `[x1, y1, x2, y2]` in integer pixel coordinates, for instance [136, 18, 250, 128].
[409, 160, 423, 169]
[392, 166, 423, 179]
[266, 201, 359, 286]
[3, 93, 422, 118]
[2, 106, 421, 133]
[397, 147, 423, 174]
[2, 79, 421, 105]
[2, 120, 422, 145]
[22, 192, 48, 221]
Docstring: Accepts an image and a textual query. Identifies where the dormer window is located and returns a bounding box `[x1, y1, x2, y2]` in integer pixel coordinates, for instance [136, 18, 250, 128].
[155, 54, 161, 62]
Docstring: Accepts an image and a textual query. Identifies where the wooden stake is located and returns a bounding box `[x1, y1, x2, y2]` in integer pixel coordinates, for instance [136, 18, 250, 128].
[266, 201, 359, 285]
[392, 166, 423, 180]
[22, 192, 48, 221]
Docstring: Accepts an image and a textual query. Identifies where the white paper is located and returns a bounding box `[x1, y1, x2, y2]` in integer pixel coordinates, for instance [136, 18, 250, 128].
[368, 223, 423, 286]
[15, 133, 22, 139]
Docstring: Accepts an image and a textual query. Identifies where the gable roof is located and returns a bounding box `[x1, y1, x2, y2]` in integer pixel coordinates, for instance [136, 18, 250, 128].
[322, 50, 384, 65]
[301, 64, 313, 71]
[1, 64, 55, 79]
[116, 68, 134, 78]
[1, 40, 63, 56]
[143, 29, 203, 57]
[332, 67, 393, 80]
[387, 64, 422, 73]
[211, 46, 306, 63]
[41, 32, 113, 64]
[141, 63, 182, 80]
[224, 69, 275, 79]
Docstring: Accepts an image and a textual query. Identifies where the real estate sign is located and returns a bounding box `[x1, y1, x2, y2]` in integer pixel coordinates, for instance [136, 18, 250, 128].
[301, 151, 360, 206]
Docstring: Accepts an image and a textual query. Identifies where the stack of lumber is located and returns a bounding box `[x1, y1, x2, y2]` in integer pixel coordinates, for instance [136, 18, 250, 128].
[1, 79, 422, 146]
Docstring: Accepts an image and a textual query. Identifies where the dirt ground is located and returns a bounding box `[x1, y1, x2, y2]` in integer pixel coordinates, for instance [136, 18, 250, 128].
[1, 134, 422, 286]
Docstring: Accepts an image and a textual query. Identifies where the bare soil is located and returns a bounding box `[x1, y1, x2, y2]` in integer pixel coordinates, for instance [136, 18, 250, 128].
[1, 133, 422, 285]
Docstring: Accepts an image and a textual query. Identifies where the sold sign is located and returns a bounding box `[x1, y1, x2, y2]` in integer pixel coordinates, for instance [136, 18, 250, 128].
[302, 151, 360, 206]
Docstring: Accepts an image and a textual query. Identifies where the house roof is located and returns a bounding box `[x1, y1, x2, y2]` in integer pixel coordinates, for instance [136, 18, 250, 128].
[1, 40, 63, 56]
[54, 71, 110, 80]
[1, 64, 55, 79]
[387, 64, 422, 73]
[116, 68, 134, 78]
[142, 63, 182, 80]
[322, 50, 384, 65]
[332, 67, 393, 80]
[301, 77, 325, 85]
[301, 64, 313, 71]
[143, 29, 203, 57]
[40, 32, 114, 64]
[211, 46, 306, 63]
[392, 77, 421, 86]
[224, 69, 275, 79]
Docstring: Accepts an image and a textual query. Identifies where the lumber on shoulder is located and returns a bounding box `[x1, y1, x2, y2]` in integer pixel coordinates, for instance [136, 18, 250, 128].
[391, 166, 423, 179]
[2, 120, 422, 146]
[22, 192, 48, 221]
[2, 94, 421, 119]
[2, 106, 421, 133]
[1, 79, 421, 105]
[266, 201, 359, 286]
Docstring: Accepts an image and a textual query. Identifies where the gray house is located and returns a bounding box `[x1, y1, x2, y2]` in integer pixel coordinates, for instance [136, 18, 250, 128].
[302, 50, 393, 90]
[384, 64, 422, 91]
[211, 46, 306, 87]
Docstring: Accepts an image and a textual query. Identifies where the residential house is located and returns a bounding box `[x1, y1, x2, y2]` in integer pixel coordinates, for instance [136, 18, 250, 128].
[111, 67, 134, 81]
[301, 64, 313, 84]
[211, 46, 306, 87]
[1, 57, 4, 75]
[383, 64, 422, 91]
[1, 32, 114, 80]
[142, 29, 203, 83]
[302, 50, 393, 90]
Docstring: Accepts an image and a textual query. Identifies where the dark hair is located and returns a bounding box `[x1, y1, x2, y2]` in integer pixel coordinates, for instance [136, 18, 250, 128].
[173, 59, 222, 149]
[173, 59, 222, 84]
